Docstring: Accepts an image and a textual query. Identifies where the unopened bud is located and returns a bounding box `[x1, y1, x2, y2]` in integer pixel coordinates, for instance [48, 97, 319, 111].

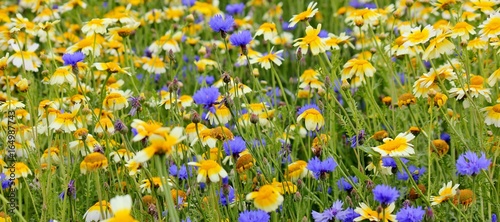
[191, 111, 201, 124]
[250, 113, 259, 124]
[185, 14, 195, 23]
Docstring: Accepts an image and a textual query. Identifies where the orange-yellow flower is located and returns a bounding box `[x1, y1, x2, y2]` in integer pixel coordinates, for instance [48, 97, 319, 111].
[188, 159, 228, 183]
[372, 132, 415, 157]
[246, 184, 284, 212]
[293, 24, 326, 55]
[288, 1, 318, 28]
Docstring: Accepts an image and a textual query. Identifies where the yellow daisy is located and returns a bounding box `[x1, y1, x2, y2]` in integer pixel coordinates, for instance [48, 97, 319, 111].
[354, 202, 396, 222]
[402, 25, 436, 48]
[293, 24, 326, 55]
[286, 160, 309, 181]
[479, 12, 500, 38]
[288, 1, 318, 28]
[482, 104, 500, 127]
[132, 127, 185, 163]
[80, 152, 108, 174]
[102, 195, 138, 222]
[372, 132, 415, 157]
[430, 181, 460, 205]
[341, 58, 376, 87]
[250, 49, 284, 70]
[255, 22, 278, 41]
[83, 201, 111, 222]
[188, 159, 228, 183]
[246, 185, 284, 212]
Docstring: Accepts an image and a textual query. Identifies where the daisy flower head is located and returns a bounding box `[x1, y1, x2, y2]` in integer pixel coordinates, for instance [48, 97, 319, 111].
[255, 22, 278, 41]
[430, 181, 459, 205]
[341, 58, 376, 87]
[8, 42, 42, 72]
[286, 160, 309, 181]
[250, 49, 284, 70]
[246, 184, 284, 212]
[93, 62, 130, 76]
[372, 132, 415, 157]
[354, 202, 396, 222]
[482, 103, 500, 127]
[293, 24, 327, 55]
[456, 151, 491, 176]
[208, 14, 234, 36]
[102, 194, 138, 222]
[402, 25, 437, 48]
[132, 127, 185, 163]
[80, 152, 108, 174]
[479, 12, 500, 39]
[81, 18, 117, 36]
[345, 8, 381, 29]
[188, 159, 228, 183]
[83, 201, 111, 222]
[288, 1, 318, 28]
[296, 104, 325, 131]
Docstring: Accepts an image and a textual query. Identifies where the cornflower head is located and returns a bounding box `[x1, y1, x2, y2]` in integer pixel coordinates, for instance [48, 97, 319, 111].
[456, 151, 491, 176]
[223, 136, 247, 157]
[307, 157, 337, 179]
[229, 30, 253, 54]
[312, 200, 343, 222]
[192, 87, 220, 113]
[62, 51, 85, 67]
[218, 185, 236, 206]
[373, 184, 400, 207]
[337, 176, 358, 192]
[238, 210, 270, 222]
[397, 165, 426, 182]
[337, 207, 360, 222]
[396, 206, 425, 222]
[209, 14, 234, 37]
[225, 3, 245, 15]
[169, 164, 190, 180]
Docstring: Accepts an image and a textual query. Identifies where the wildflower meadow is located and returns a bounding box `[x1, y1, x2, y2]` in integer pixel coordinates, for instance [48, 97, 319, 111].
[1, 0, 500, 221]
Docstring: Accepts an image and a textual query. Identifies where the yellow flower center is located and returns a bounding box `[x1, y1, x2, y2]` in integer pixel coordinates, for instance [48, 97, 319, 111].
[486, 17, 500, 31]
[379, 137, 407, 151]
[492, 104, 500, 113]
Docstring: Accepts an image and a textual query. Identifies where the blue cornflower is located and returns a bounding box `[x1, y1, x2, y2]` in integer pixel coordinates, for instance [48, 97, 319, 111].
[128, 96, 143, 117]
[312, 200, 343, 222]
[181, 0, 196, 7]
[59, 180, 76, 200]
[223, 136, 247, 156]
[307, 157, 337, 179]
[396, 206, 425, 222]
[337, 208, 360, 222]
[297, 104, 321, 116]
[197, 75, 215, 85]
[209, 14, 234, 34]
[282, 22, 295, 31]
[238, 210, 270, 222]
[440, 132, 451, 144]
[492, 213, 497, 222]
[229, 30, 253, 47]
[169, 164, 190, 180]
[397, 165, 426, 182]
[382, 156, 397, 168]
[456, 151, 491, 176]
[318, 30, 329, 38]
[348, 130, 365, 148]
[219, 185, 236, 206]
[337, 176, 358, 192]
[252, 138, 266, 148]
[226, 3, 245, 15]
[193, 87, 220, 112]
[373, 184, 399, 206]
[62, 52, 85, 67]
